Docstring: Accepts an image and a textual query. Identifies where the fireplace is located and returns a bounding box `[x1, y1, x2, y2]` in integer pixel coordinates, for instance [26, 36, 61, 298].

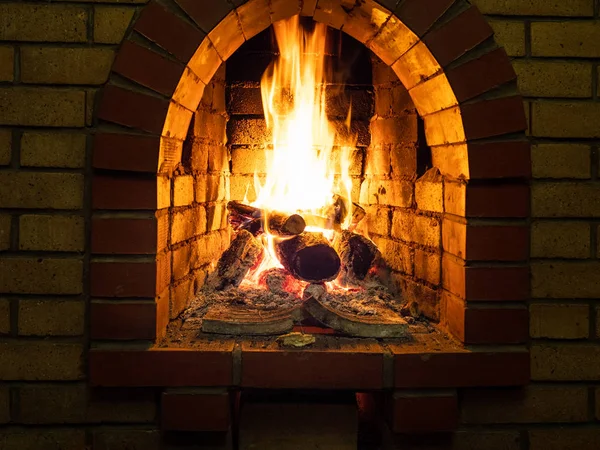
[89, 0, 531, 441]
[169, 16, 440, 338]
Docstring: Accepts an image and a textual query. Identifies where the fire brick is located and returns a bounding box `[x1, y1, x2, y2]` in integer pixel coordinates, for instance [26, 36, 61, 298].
[173, 175, 194, 207]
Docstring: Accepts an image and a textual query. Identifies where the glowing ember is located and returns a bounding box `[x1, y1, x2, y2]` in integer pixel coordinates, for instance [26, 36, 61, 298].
[240, 16, 357, 286]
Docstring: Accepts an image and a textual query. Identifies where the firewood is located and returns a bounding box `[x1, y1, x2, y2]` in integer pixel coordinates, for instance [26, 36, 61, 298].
[209, 230, 264, 290]
[240, 218, 262, 236]
[303, 200, 366, 232]
[275, 232, 341, 283]
[302, 283, 409, 338]
[333, 230, 381, 285]
[258, 267, 304, 296]
[227, 201, 306, 236]
[349, 203, 366, 231]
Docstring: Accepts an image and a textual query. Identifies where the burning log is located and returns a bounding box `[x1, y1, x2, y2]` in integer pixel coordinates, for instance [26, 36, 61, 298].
[303, 196, 366, 232]
[349, 203, 366, 231]
[227, 201, 306, 236]
[258, 267, 304, 296]
[333, 230, 381, 285]
[209, 230, 264, 290]
[275, 232, 341, 283]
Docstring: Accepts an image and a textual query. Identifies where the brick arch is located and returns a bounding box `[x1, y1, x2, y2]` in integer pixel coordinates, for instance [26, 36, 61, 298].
[91, 0, 530, 345]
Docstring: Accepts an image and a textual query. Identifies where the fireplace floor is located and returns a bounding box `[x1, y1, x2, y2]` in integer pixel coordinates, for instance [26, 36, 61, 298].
[176, 282, 411, 338]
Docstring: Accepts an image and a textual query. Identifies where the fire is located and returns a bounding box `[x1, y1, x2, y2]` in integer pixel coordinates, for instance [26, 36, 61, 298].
[241, 16, 357, 286]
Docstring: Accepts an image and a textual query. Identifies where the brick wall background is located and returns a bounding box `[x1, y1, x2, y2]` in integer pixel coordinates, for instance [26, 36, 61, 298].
[0, 0, 599, 449]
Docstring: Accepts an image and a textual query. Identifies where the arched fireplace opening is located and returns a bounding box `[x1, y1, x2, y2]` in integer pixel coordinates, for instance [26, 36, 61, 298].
[90, 1, 531, 433]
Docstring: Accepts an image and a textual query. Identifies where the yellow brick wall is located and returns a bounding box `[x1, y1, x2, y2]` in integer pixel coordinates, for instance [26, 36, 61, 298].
[0, 0, 598, 447]
[470, 1, 600, 446]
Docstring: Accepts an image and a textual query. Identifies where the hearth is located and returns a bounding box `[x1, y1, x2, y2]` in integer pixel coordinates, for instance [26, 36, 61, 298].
[90, 0, 531, 437]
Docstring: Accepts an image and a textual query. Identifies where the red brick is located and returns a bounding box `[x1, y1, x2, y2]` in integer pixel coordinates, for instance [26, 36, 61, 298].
[98, 85, 169, 135]
[174, 0, 232, 33]
[92, 175, 157, 210]
[462, 96, 528, 140]
[394, 0, 455, 37]
[423, 6, 493, 67]
[392, 348, 530, 388]
[442, 255, 530, 301]
[464, 306, 529, 344]
[442, 220, 529, 261]
[465, 266, 530, 301]
[93, 133, 160, 173]
[241, 340, 384, 390]
[112, 40, 184, 97]
[466, 184, 530, 218]
[468, 140, 531, 179]
[90, 301, 158, 340]
[90, 257, 170, 298]
[162, 390, 230, 431]
[91, 217, 160, 254]
[447, 48, 516, 102]
[89, 345, 234, 386]
[134, 1, 205, 63]
[391, 390, 458, 433]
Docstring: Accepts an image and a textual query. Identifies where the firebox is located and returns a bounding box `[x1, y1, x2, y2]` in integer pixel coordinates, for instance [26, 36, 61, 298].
[90, 0, 531, 439]
[168, 15, 441, 338]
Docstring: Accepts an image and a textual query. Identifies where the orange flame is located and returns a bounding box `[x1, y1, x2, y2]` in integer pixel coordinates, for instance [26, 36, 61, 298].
[242, 16, 356, 286]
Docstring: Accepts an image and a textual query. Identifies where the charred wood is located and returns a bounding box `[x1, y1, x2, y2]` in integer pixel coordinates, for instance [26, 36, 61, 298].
[227, 201, 306, 236]
[209, 230, 264, 290]
[275, 232, 341, 283]
[333, 230, 381, 285]
[302, 283, 408, 338]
